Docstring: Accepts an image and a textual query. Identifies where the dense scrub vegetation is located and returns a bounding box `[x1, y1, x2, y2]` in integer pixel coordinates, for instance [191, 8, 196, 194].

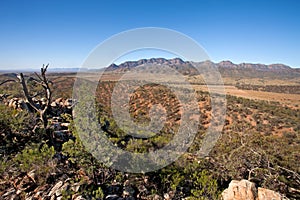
[0, 75, 299, 199]
[236, 83, 300, 94]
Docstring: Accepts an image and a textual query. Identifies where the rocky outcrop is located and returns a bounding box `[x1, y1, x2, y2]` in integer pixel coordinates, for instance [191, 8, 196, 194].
[222, 180, 257, 200]
[1, 96, 77, 116]
[257, 187, 285, 200]
[221, 180, 288, 200]
[1, 171, 90, 200]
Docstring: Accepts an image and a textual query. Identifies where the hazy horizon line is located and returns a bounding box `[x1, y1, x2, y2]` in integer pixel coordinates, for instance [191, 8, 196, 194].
[1, 57, 299, 71]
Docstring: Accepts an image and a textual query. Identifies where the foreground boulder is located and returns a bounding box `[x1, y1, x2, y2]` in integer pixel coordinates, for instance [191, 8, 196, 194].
[222, 180, 257, 200]
[257, 187, 287, 200]
[221, 179, 288, 200]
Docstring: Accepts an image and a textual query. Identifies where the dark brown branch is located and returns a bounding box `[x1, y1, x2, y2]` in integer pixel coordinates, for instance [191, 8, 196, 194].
[278, 166, 300, 180]
[17, 73, 40, 113]
[0, 79, 16, 86]
[34, 72, 43, 82]
[28, 79, 44, 87]
[32, 91, 44, 98]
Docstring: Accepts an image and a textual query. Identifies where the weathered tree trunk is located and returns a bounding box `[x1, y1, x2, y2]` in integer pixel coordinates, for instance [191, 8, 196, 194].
[16, 65, 52, 129]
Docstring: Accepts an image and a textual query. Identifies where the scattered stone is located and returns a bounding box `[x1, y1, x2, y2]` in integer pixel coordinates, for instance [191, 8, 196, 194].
[2, 187, 16, 198]
[123, 186, 135, 197]
[74, 195, 87, 200]
[48, 180, 63, 197]
[27, 169, 37, 183]
[106, 194, 122, 200]
[71, 182, 81, 193]
[163, 193, 170, 200]
[145, 194, 162, 200]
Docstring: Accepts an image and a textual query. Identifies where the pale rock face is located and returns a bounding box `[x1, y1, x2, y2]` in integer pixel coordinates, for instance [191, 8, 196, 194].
[257, 187, 285, 200]
[221, 180, 257, 200]
[222, 180, 287, 200]
[51, 101, 57, 107]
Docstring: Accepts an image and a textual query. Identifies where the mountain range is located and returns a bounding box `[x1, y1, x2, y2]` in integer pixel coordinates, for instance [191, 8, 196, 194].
[107, 58, 300, 78]
[1, 58, 299, 79]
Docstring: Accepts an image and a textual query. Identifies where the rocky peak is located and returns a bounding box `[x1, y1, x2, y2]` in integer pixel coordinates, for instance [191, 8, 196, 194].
[169, 57, 185, 65]
[107, 63, 119, 70]
[218, 60, 236, 68]
[106, 58, 186, 72]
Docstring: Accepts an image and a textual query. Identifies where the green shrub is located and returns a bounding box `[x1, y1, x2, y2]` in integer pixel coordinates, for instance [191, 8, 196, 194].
[190, 170, 220, 200]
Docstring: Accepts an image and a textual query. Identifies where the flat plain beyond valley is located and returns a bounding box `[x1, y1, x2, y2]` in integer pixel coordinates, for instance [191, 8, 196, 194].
[63, 70, 300, 109]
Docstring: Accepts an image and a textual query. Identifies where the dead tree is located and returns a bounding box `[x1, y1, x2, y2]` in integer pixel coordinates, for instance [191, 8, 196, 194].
[0, 64, 52, 129]
[1, 65, 76, 156]
[19, 64, 52, 129]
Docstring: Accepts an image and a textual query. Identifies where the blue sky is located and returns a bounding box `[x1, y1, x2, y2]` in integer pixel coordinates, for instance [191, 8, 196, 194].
[0, 0, 300, 69]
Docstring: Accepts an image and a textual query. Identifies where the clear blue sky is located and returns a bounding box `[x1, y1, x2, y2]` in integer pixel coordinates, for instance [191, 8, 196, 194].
[0, 0, 300, 69]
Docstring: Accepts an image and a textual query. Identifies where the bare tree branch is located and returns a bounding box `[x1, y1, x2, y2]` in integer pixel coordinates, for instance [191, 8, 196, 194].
[32, 91, 44, 98]
[34, 72, 43, 82]
[0, 79, 17, 86]
[17, 73, 40, 113]
[278, 165, 300, 180]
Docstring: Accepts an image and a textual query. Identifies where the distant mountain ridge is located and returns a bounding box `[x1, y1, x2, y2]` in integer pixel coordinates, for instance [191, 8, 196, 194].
[217, 60, 291, 71]
[108, 58, 293, 71]
[107, 58, 189, 71]
[106, 58, 299, 78]
[1, 59, 299, 78]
